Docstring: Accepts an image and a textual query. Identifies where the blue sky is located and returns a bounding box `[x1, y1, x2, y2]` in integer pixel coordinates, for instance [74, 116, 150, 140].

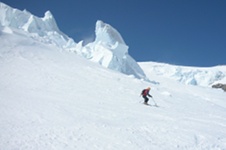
[1, 0, 226, 67]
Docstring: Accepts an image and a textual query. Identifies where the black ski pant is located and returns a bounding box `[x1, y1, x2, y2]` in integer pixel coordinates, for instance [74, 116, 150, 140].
[143, 96, 149, 103]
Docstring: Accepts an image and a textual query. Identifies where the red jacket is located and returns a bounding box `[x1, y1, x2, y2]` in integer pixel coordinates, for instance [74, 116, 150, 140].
[142, 89, 151, 97]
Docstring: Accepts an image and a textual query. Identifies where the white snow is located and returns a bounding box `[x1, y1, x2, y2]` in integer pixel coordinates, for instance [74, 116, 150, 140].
[0, 2, 226, 150]
[95, 20, 126, 45]
[1, 24, 226, 150]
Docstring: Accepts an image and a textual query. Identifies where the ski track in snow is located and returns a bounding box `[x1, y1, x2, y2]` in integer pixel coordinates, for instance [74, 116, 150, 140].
[0, 30, 226, 150]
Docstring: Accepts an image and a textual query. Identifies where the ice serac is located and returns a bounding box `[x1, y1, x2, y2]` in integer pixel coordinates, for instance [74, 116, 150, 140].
[0, 2, 76, 49]
[0, 2, 147, 80]
[82, 20, 147, 80]
[139, 62, 226, 87]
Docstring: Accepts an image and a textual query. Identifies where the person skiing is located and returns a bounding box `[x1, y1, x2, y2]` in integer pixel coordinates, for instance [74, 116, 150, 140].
[141, 87, 152, 105]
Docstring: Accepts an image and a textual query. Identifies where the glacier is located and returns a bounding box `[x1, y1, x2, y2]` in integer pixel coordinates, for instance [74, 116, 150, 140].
[0, 2, 147, 80]
[0, 2, 72, 48]
[139, 62, 226, 87]
[0, 2, 225, 86]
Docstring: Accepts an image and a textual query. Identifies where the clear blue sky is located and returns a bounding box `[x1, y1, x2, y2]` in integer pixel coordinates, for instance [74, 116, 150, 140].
[1, 0, 226, 67]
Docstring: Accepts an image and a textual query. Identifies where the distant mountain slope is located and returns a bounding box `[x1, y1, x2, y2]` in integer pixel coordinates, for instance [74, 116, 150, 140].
[0, 2, 147, 80]
[139, 61, 226, 87]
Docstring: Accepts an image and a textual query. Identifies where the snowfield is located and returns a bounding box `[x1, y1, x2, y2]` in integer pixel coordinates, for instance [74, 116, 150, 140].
[1, 28, 226, 150]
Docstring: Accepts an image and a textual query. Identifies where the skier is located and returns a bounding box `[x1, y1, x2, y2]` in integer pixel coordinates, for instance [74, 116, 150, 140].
[141, 87, 152, 105]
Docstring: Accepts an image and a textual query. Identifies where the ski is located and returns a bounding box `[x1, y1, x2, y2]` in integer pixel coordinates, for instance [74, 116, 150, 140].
[142, 102, 159, 107]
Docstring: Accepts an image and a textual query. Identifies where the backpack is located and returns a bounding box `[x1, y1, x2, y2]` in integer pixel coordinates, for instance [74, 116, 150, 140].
[141, 89, 146, 96]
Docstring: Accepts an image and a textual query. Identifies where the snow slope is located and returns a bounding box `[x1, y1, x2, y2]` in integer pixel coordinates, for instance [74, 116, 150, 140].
[0, 2, 146, 80]
[1, 25, 226, 150]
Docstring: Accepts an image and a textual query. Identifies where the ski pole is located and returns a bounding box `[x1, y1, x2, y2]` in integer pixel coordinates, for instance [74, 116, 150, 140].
[151, 97, 158, 106]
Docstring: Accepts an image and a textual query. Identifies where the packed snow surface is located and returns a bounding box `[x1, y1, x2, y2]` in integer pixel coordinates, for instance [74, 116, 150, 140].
[1, 26, 226, 150]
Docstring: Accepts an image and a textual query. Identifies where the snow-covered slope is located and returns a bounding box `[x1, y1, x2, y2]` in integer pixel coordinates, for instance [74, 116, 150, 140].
[139, 61, 226, 87]
[0, 2, 147, 80]
[1, 24, 226, 150]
